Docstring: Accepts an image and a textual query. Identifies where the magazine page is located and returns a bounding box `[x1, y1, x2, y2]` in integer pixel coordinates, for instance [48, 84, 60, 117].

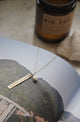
[0, 38, 80, 122]
[34, 56, 80, 108]
[58, 88, 80, 121]
[0, 59, 64, 122]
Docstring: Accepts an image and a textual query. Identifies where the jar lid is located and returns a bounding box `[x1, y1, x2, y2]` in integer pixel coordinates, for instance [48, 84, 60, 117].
[37, 0, 76, 15]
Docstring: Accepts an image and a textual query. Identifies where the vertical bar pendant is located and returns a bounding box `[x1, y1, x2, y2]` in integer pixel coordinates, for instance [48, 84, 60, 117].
[8, 74, 32, 89]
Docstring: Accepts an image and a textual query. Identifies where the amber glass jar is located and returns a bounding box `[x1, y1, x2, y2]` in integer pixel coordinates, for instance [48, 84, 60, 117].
[35, 0, 76, 42]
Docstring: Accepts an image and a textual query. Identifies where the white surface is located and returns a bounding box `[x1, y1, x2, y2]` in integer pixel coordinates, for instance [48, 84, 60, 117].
[66, 88, 80, 119]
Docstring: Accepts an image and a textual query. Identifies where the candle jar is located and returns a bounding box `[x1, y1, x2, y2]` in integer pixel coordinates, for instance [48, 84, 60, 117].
[35, 0, 76, 42]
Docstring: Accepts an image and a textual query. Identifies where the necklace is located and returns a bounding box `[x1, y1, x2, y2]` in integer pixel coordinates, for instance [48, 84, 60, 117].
[8, 48, 57, 89]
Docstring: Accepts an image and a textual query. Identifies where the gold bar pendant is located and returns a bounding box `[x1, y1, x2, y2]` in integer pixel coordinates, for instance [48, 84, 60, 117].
[8, 74, 32, 89]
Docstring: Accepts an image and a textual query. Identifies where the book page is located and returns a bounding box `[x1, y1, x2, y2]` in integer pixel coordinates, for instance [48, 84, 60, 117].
[35, 56, 80, 108]
[0, 59, 64, 122]
[58, 88, 80, 121]
[0, 38, 80, 121]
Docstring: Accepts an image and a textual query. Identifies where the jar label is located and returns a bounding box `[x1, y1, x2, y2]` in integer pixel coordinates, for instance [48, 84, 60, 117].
[42, 11, 74, 35]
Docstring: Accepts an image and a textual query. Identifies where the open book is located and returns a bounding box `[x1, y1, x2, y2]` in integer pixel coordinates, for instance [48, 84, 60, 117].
[0, 37, 80, 122]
